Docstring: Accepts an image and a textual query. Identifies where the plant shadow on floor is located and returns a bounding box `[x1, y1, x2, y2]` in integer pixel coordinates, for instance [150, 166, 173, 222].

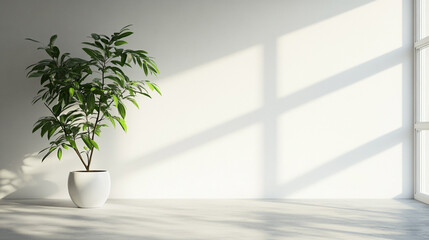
[2, 199, 429, 240]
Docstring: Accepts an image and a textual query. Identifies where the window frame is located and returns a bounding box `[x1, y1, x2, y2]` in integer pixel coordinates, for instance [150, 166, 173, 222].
[414, 0, 429, 204]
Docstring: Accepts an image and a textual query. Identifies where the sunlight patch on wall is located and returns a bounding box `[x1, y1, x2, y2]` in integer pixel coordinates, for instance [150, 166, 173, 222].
[276, 0, 403, 98]
[112, 123, 264, 198]
[284, 142, 404, 198]
[276, 64, 404, 197]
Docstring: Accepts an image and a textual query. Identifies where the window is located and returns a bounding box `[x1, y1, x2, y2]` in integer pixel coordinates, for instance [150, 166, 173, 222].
[415, 0, 429, 204]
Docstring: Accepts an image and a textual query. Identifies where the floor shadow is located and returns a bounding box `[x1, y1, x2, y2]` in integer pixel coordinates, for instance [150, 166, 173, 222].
[2, 199, 428, 240]
[3, 199, 75, 208]
[196, 200, 429, 239]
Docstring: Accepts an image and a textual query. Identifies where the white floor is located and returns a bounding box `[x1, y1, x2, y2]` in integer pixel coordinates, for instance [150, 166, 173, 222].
[0, 199, 428, 240]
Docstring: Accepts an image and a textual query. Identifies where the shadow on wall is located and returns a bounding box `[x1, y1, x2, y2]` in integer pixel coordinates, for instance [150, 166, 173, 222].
[116, 0, 412, 197]
[0, 0, 412, 198]
[0, 153, 59, 199]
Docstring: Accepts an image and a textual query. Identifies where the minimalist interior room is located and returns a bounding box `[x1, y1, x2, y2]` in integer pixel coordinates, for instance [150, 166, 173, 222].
[1, 0, 429, 239]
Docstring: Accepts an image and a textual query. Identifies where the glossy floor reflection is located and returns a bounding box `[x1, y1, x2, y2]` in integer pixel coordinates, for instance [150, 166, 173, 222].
[0, 199, 428, 240]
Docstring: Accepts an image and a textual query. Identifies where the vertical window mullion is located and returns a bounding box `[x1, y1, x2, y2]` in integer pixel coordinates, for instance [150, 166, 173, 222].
[414, 0, 429, 203]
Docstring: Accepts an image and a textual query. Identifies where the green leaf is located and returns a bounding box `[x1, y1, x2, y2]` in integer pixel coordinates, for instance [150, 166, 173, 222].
[94, 41, 104, 49]
[60, 115, 66, 123]
[47, 126, 58, 139]
[135, 56, 142, 68]
[128, 98, 139, 109]
[82, 135, 92, 149]
[143, 61, 148, 76]
[60, 53, 70, 63]
[69, 87, 74, 98]
[82, 42, 97, 48]
[52, 104, 61, 116]
[118, 102, 126, 119]
[108, 116, 116, 128]
[52, 46, 60, 58]
[57, 148, 62, 160]
[119, 118, 127, 132]
[73, 82, 80, 89]
[49, 35, 57, 46]
[28, 72, 43, 78]
[82, 48, 102, 60]
[40, 74, 49, 84]
[38, 147, 50, 155]
[114, 41, 127, 46]
[45, 48, 54, 58]
[107, 66, 126, 78]
[145, 80, 155, 91]
[152, 84, 162, 95]
[120, 24, 133, 32]
[148, 59, 160, 73]
[41, 123, 50, 137]
[115, 117, 127, 132]
[112, 95, 118, 107]
[90, 139, 99, 150]
[105, 75, 125, 87]
[144, 81, 162, 95]
[120, 54, 126, 66]
[25, 38, 40, 43]
[147, 65, 158, 76]
[31, 64, 46, 72]
[69, 139, 77, 149]
[87, 94, 95, 113]
[32, 122, 44, 133]
[76, 92, 84, 103]
[91, 33, 100, 40]
[42, 148, 54, 162]
[117, 32, 133, 39]
[83, 48, 96, 58]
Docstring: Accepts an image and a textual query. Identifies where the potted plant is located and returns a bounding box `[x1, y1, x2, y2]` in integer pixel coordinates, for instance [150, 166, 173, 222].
[27, 25, 161, 208]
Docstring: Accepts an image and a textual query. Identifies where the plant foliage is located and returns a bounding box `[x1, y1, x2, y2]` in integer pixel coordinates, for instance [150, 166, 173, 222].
[27, 25, 161, 170]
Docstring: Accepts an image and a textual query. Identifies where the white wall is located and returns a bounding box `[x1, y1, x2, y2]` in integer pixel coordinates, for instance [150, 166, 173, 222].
[0, 0, 413, 199]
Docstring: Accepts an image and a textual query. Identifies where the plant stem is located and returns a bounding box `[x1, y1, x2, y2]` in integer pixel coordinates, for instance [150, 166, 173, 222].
[87, 61, 106, 170]
[44, 103, 88, 170]
[74, 148, 89, 171]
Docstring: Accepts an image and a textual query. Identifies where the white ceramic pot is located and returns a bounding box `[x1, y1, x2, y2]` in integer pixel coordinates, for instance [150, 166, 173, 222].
[68, 170, 110, 208]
